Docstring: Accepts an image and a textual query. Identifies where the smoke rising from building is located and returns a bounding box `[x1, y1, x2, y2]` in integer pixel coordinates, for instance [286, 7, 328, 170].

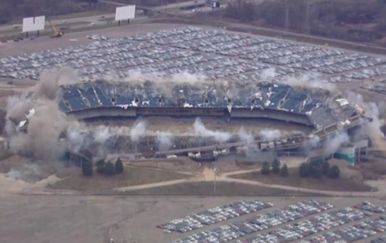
[237, 127, 255, 145]
[258, 129, 282, 141]
[193, 118, 231, 143]
[346, 92, 386, 150]
[130, 120, 147, 142]
[283, 74, 336, 92]
[5, 68, 81, 160]
[323, 132, 349, 155]
[105, 70, 209, 98]
[156, 131, 174, 151]
[4, 66, 384, 164]
[260, 67, 336, 92]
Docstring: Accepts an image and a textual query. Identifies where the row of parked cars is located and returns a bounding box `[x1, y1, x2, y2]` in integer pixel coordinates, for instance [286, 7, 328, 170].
[158, 200, 273, 233]
[240, 204, 378, 243]
[1, 27, 385, 85]
[371, 236, 386, 243]
[172, 201, 386, 243]
[303, 217, 386, 243]
[173, 200, 333, 243]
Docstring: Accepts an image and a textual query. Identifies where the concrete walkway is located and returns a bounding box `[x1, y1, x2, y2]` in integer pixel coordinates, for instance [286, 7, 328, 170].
[113, 166, 386, 197]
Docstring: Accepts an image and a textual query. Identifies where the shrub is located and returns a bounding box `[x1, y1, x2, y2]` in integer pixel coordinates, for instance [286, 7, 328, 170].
[95, 159, 106, 174]
[115, 158, 124, 174]
[322, 161, 330, 175]
[261, 161, 271, 175]
[271, 159, 281, 174]
[309, 160, 322, 177]
[328, 165, 340, 179]
[104, 161, 116, 176]
[81, 159, 93, 176]
[299, 162, 310, 177]
[280, 164, 289, 177]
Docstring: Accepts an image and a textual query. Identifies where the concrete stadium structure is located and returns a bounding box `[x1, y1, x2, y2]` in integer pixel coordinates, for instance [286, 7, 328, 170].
[59, 81, 367, 159]
[60, 81, 357, 128]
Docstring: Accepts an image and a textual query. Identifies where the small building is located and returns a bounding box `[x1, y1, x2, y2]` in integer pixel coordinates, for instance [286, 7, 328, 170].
[334, 146, 356, 166]
[334, 139, 369, 165]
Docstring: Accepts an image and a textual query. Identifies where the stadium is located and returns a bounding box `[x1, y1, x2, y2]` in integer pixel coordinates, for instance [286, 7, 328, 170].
[58, 79, 365, 160]
[2, 26, 375, 162]
[2, 3, 386, 243]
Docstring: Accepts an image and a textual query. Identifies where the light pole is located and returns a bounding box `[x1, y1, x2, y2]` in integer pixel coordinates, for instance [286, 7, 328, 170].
[213, 167, 217, 194]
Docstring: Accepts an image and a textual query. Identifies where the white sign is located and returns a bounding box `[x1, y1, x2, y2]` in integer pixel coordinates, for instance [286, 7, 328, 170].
[22, 16, 46, 32]
[22, 17, 35, 32]
[115, 5, 136, 21]
[34, 16, 46, 31]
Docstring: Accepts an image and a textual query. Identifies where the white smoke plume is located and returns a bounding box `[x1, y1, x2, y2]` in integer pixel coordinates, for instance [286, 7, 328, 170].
[259, 129, 282, 141]
[105, 70, 209, 98]
[130, 119, 147, 142]
[306, 134, 321, 148]
[193, 118, 231, 143]
[156, 131, 174, 151]
[365, 103, 386, 150]
[237, 127, 255, 145]
[260, 68, 336, 92]
[5, 163, 40, 181]
[346, 92, 386, 151]
[5, 67, 82, 160]
[170, 71, 207, 85]
[66, 127, 87, 153]
[6, 169, 23, 180]
[281, 73, 336, 92]
[93, 126, 112, 144]
[323, 132, 349, 155]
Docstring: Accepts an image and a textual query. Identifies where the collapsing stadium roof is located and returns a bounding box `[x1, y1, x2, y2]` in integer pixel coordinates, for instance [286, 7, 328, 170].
[59, 81, 359, 129]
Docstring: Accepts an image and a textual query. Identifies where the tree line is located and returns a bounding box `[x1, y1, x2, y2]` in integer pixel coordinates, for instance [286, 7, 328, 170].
[0, 0, 94, 24]
[261, 159, 289, 177]
[225, 0, 386, 42]
[261, 159, 340, 179]
[81, 157, 124, 176]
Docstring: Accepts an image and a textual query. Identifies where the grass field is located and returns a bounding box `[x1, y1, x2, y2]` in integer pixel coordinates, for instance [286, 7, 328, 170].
[231, 168, 373, 192]
[50, 165, 189, 192]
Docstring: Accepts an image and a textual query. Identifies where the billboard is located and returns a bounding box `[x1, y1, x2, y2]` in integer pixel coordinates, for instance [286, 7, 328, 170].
[22, 17, 35, 32]
[22, 16, 46, 32]
[34, 16, 46, 31]
[115, 5, 136, 21]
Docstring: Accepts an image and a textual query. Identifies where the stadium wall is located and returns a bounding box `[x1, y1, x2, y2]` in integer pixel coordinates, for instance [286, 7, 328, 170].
[67, 106, 314, 127]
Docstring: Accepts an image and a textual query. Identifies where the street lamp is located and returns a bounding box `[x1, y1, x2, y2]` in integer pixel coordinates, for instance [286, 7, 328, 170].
[213, 167, 217, 194]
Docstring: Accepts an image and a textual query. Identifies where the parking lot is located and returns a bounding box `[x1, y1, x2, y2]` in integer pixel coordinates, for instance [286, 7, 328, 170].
[158, 200, 273, 233]
[1, 26, 386, 84]
[166, 200, 386, 243]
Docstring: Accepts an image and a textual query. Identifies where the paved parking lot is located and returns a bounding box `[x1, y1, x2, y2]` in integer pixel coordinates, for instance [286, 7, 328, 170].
[158, 200, 273, 233]
[1, 26, 386, 84]
[166, 200, 386, 243]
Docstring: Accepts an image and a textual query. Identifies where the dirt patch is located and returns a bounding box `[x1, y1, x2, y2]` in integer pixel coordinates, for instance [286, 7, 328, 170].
[118, 181, 320, 196]
[359, 160, 386, 180]
[211, 157, 261, 173]
[231, 168, 373, 192]
[125, 158, 201, 173]
[50, 165, 190, 192]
